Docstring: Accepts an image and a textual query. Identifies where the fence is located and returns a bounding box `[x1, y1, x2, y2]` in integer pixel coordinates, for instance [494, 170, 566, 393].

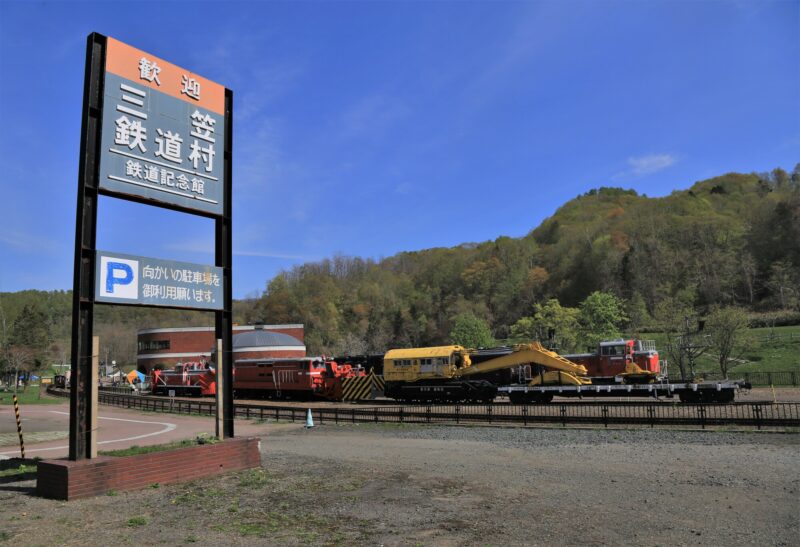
[48, 388, 800, 430]
[754, 332, 800, 342]
[99, 385, 140, 395]
[667, 371, 799, 386]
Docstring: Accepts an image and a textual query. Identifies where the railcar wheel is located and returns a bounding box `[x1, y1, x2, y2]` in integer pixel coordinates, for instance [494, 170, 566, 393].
[679, 392, 702, 403]
[713, 390, 735, 403]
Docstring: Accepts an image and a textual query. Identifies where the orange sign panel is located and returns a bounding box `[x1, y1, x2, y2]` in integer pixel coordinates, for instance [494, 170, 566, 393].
[105, 37, 224, 115]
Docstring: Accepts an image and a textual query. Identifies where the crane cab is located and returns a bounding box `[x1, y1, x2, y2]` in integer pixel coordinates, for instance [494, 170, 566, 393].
[383, 346, 470, 383]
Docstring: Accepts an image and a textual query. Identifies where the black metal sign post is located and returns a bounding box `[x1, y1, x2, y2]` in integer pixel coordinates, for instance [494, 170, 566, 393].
[217, 87, 234, 438]
[69, 33, 105, 460]
[70, 32, 234, 459]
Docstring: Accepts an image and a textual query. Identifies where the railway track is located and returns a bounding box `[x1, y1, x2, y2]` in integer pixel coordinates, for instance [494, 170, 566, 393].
[94, 385, 785, 407]
[48, 387, 800, 429]
[118, 393, 784, 408]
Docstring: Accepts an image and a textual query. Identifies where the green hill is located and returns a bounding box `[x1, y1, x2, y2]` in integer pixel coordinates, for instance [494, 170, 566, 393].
[243, 168, 799, 353]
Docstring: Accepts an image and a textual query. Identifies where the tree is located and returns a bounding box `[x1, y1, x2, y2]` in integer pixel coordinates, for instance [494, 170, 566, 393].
[578, 291, 628, 347]
[95, 323, 138, 369]
[449, 313, 494, 348]
[626, 293, 651, 335]
[765, 260, 799, 310]
[509, 317, 536, 341]
[510, 299, 580, 351]
[771, 167, 789, 188]
[10, 303, 50, 368]
[706, 307, 751, 378]
[5, 346, 35, 393]
[654, 289, 699, 380]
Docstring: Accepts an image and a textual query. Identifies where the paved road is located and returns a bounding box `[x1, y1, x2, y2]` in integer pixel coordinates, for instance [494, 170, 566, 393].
[0, 401, 266, 459]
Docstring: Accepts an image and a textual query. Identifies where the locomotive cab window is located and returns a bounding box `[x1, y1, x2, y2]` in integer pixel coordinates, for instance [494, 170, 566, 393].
[601, 345, 625, 356]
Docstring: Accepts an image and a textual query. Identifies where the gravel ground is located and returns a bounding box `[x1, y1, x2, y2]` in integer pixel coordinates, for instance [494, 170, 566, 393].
[0, 423, 797, 546]
[739, 387, 800, 402]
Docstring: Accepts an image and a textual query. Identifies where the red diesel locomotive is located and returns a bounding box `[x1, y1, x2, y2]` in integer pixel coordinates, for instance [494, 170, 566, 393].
[150, 357, 365, 400]
[564, 339, 661, 380]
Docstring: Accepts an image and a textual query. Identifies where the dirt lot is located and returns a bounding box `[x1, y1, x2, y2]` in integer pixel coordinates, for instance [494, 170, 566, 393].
[1, 421, 798, 546]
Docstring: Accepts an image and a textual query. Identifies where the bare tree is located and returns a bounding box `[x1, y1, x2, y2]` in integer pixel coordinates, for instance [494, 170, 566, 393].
[6, 346, 35, 394]
[333, 332, 368, 356]
[655, 293, 705, 380]
[675, 318, 710, 381]
[95, 323, 138, 369]
[707, 307, 751, 378]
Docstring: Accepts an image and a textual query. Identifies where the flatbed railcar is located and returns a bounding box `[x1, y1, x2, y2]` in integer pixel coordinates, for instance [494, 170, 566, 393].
[499, 378, 749, 403]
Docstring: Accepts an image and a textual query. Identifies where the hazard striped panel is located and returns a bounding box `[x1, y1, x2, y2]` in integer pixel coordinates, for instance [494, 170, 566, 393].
[371, 373, 385, 393]
[342, 372, 385, 401]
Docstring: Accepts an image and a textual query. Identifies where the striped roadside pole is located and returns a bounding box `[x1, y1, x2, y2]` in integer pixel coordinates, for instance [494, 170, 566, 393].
[13, 394, 25, 458]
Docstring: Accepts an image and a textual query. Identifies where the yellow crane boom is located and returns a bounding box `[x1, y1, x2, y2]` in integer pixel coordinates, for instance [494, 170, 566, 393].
[453, 342, 590, 385]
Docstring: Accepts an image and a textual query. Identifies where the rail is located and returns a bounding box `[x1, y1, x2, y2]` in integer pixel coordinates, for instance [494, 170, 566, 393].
[48, 388, 800, 430]
[98, 385, 141, 395]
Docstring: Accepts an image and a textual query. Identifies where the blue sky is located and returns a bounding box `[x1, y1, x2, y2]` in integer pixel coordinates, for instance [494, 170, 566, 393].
[0, 0, 797, 299]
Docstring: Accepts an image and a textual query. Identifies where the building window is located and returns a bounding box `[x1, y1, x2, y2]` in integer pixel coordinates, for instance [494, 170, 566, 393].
[138, 340, 171, 352]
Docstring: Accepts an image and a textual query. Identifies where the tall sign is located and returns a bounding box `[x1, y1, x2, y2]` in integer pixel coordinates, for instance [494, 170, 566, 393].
[99, 38, 225, 215]
[70, 33, 233, 461]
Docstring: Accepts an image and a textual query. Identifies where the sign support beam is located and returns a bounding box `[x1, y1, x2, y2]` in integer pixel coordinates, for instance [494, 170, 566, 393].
[216, 88, 234, 438]
[214, 338, 225, 439]
[70, 33, 105, 461]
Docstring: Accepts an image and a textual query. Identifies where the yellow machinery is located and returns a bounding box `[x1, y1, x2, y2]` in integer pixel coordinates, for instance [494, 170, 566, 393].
[383, 342, 591, 403]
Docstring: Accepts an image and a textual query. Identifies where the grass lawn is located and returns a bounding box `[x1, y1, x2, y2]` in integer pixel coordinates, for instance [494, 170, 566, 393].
[647, 325, 800, 374]
[99, 436, 216, 457]
[0, 462, 37, 480]
[0, 389, 64, 405]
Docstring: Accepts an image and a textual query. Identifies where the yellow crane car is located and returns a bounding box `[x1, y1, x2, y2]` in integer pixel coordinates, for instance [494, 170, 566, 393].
[383, 342, 591, 403]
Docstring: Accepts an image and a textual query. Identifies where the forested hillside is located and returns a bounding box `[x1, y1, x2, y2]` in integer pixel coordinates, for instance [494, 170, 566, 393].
[2, 167, 798, 364]
[242, 168, 800, 353]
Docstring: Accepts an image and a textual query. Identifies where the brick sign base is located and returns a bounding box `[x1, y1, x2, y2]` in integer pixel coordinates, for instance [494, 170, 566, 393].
[37, 437, 260, 500]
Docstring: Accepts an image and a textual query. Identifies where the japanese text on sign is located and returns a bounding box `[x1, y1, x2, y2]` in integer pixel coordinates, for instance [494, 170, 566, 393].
[95, 251, 223, 311]
[99, 38, 225, 216]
